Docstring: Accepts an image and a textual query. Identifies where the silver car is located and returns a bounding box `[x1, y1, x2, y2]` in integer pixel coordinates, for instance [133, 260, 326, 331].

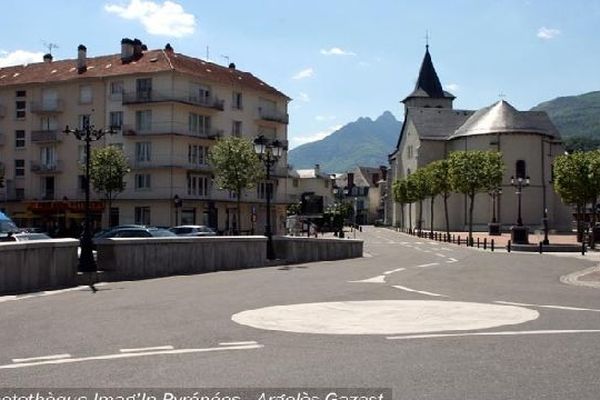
[169, 225, 217, 237]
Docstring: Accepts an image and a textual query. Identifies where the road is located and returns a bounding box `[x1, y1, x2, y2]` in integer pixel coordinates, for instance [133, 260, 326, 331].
[1, 226, 600, 399]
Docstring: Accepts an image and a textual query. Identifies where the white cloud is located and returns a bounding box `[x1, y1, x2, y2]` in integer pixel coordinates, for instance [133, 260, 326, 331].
[289, 124, 343, 149]
[446, 83, 460, 92]
[292, 67, 314, 80]
[537, 27, 561, 40]
[298, 92, 310, 102]
[320, 47, 356, 56]
[315, 115, 336, 121]
[0, 50, 45, 67]
[104, 0, 196, 38]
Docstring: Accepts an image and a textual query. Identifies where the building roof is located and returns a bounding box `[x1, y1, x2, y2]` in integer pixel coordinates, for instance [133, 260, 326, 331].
[294, 169, 330, 179]
[0, 47, 289, 100]
[450, 100, 560, 139]
[403, 46, 455, 102]
[398, 108, 474, 147]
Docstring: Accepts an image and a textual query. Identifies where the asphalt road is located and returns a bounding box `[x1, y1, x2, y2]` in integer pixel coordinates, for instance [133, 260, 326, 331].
[1, 226, 600, 400]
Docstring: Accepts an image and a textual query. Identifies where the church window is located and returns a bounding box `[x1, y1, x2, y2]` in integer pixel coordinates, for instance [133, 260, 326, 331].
[407, 145, 414, 159]
[516, 160, 526, 179]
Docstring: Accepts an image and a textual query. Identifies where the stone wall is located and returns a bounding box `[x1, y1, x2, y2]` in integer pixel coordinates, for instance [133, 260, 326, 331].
[273, 236, 363, 264]
[0, 239, 78, 295]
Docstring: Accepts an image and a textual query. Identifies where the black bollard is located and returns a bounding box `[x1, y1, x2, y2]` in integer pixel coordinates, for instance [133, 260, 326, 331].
[458, 236, 461, 246]
[582, 242, 586, 255]
[484, 238, 487, 250]
[539, 241, 543, 254]
[507, 240, 511, 253]
[477, 237, 480, 248]
[491, 239, 495, 252]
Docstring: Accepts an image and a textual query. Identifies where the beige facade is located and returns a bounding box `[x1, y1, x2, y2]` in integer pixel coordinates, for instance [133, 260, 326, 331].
[0, 39, 290, 235]
[287, 165, 334, 209]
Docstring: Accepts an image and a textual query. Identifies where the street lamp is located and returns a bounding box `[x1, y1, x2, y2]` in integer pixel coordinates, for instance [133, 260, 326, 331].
[253, 135, 286, 260]
[64, 122, 116, 282]
[510, 175, 530, 244]
[488, 187, 502, 235]
[173, 194, 182, 226]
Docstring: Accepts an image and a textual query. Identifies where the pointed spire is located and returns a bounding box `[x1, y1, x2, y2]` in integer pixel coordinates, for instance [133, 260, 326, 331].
[414, 46, 445, 98]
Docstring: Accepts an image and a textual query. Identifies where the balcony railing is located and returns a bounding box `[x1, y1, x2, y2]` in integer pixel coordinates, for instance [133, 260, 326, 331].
[258, 108, 289, 124]
[122, 122, 223, 139]
[132, 156, 213, 171]
[122, 90, 225, 111]
[30, 99, 64, 113]
[31, 130, 63, 143]
[30, 160, 63, 174]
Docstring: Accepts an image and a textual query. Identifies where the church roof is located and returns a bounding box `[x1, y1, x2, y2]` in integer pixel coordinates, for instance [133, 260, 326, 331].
[405, 108, 474, 142]
[403, 46, 455, 102]
[450, 100, 560, 139]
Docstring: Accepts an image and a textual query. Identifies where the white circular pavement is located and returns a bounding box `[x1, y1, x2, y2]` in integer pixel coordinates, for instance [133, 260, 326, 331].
[232, 300, 539, 335]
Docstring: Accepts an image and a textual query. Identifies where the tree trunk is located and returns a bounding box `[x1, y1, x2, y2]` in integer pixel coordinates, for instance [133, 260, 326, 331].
[409, 203, 412, 232]
[400, 203, 405, 230]
[591, 198, 597, 249]
[107, 196, 112, 228]
[418, 200, 423, 232]
[468, 192, 475, 246]
[236, 190, 242, 235]
[430, 196, 435, 235]
[576, 204, 583, 242]
[444, 193, 450, 239]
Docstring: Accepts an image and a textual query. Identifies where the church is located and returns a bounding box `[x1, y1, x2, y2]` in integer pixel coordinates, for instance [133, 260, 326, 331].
[385, 46, 573, 233]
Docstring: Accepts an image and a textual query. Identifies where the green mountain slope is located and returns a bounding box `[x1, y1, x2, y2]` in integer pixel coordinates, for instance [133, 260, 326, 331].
[531, 91, 600, 138]
[288, 111, 401, 173]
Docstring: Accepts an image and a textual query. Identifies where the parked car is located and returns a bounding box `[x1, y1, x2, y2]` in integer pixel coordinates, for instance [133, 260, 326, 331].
[169, 225, 217, 237]
[0, 211, 18, 233]
[93, 225, 147, 240]
[0, 232, 52, 242]
[94, 227, 177, 241]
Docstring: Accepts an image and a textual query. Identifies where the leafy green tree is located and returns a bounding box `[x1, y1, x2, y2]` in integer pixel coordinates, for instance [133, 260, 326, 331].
[89, 146, 130, 227]
[428, 159, 452, 237]
[448, 150, 504, 243]
[407, 168, 431, 232]
[209, 137, 264, 234]
[392, 179, 408, 229]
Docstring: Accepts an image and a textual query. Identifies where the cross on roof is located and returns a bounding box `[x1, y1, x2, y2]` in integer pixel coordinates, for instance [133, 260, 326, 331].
[424, 30, 430, 49]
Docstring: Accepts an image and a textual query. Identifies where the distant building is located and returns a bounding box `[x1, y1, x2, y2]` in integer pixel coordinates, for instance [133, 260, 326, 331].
[334, 166, 387, 224]
[287, 164, 333, 214]
[0, 38, 290, 235]
[386, 46, 572, 232]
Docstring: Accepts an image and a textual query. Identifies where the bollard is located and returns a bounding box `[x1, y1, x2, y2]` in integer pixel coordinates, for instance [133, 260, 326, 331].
[539, 241, 543, 254]
[507, 240, 511, 253]
[484, 238, 487, 250]
[477, 237, 480, 248]
[582, 242, 586, 255]
[458, 236, 461, 246]
[491, 239, 495, 252]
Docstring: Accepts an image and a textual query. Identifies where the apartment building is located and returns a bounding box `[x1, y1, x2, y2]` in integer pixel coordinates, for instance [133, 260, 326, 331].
[0, 38, 290, 235]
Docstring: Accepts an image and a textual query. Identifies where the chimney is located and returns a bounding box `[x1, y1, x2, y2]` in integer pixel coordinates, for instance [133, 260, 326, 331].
[228, 62, 236, 69]
[77, 44, 87, 74]
[121, 38, 134, 63]
[133, 38, 143, 59]
[347, 172, 354, 190]
[164, 43, 174, 52]
[314, 164, 320, 174]
[379, 165, 388, 181]
[43, 53, 53, 63]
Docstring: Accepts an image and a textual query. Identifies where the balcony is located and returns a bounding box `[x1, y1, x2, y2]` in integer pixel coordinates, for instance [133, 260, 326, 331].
[31, 130, 63, 144]
[122, 122, 223, 139]
[122, 90, 225, 111]
[132, 156, 213, 172]
[30, 99, 64, 114]
[30, 160, 63, 174]
[258, 108, 289, 125]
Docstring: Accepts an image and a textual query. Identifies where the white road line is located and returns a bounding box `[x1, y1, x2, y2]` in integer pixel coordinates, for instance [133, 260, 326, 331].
[392, 285, 448, 298]
[119, 345, 174, 353]
[219, 341, 258, 346]
[494, 301, 600, 313]
[441, 247, 453, 251]
[363, 252, 373, 258]
[446, 258, 458, 263]
[349, 275, 386, 284]
[435, 253, 447, 258]
[12, 354, 71, 363]
[422, 250, 432, 253]
[0, 284, 108, 304]
[0, 344, 262, 370]
[387, 329, 600, 340]
[415, 263, 439, 269]
[383, 267, 406, 275]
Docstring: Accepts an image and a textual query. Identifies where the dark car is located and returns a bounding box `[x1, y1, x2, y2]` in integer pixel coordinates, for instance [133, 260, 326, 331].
[169, 225, 217, 237]
[0, 232, 52, 242]
[94, 227, 177, 240]
[93, 224, 147, 240]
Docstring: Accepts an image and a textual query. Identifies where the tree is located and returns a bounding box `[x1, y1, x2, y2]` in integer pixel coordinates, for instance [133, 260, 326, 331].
[209, 137, 264, 234]
[407, 168, 431, 232]
[89, 145, 130, 227]
[448, 151, 504, 243]
[392, 179, 408, 229]
[428, 159, 452, 237]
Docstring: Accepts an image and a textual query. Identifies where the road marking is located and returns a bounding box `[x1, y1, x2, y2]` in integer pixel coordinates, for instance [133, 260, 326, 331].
[494, 301, 600, 313]
[387, 329, 600, 340]
[392, 285, 448, 298]
[0, 284, 108, 304]
[219, 341, 258, 346]
[446, 258, 458, 263]
[12, 354, 71, 363]
[0, 344, 262, 370]
[441, 247, 453, 251]
[349, 275, 386, 284]
[435, 253, 447, 258]
[422, 250, 432, 253]
[383, 267, 406, 275]
[415, 263, 439, 269]
[363, 252, 373, 258]
[119, 346, 174, 353]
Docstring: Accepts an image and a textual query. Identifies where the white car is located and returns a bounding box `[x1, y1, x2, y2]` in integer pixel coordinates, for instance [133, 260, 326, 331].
[169, 225, 217, 237]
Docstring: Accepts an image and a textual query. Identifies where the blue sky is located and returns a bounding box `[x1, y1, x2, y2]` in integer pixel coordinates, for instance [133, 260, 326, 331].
[1, 0, 599, 148]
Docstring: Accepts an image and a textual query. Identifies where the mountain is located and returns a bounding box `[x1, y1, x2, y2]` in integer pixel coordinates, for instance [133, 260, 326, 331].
[531, 91, 600, 139]
[288, 111, 401, 173]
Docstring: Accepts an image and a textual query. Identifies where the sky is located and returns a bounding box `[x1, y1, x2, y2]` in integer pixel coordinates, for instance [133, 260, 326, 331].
[1, 0, 599, 149]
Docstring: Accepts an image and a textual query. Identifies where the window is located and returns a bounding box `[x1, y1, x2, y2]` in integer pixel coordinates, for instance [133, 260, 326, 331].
[232, 92, 243, 110]
[135, 142, 151, 162]
[40, 116, 58, 131]
[293, 179, 299, 188]
[187, 174, 209, 197]
[188, 113, 210, 136]
[109, 111, 123, 130]
[407, 145, 414, 159]
[110, 81, 124, 95]
[15, 130, 25, 148]
[324, 180, 329, 188]
[79, 85, 92, 104]
[134, 207, 151, 225]
[136, 78, 152, 100]
[15, 160, 25, 177]
[78, 175, 87, 192]
[134, 174, 151, 190]
[15, 188, 24, 200]
[516, 160, 526, 179]
[232, 121, 242, 137]
[190, 83, 211, 104]
[135, 110, 152, 131]
[78, 145, 87, 163]
[257, 182, 274, 200]
[79, 114, 90, 129]
[40, 146, 56, 166]
[188, 145, 209, 165]
[15, 100, 26, 119]
[16, 90, 26, 98]
[180, 209, 196, 225]
[109, 208, 120, 227]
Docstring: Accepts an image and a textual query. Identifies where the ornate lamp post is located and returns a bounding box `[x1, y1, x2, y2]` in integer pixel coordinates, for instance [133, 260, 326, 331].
[173, 194, 182, 226]
[510, 175, 530, 244]
[253, 135, 286, 260]
[64, 123, 116, 278]
[488, 187, 502, 235]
